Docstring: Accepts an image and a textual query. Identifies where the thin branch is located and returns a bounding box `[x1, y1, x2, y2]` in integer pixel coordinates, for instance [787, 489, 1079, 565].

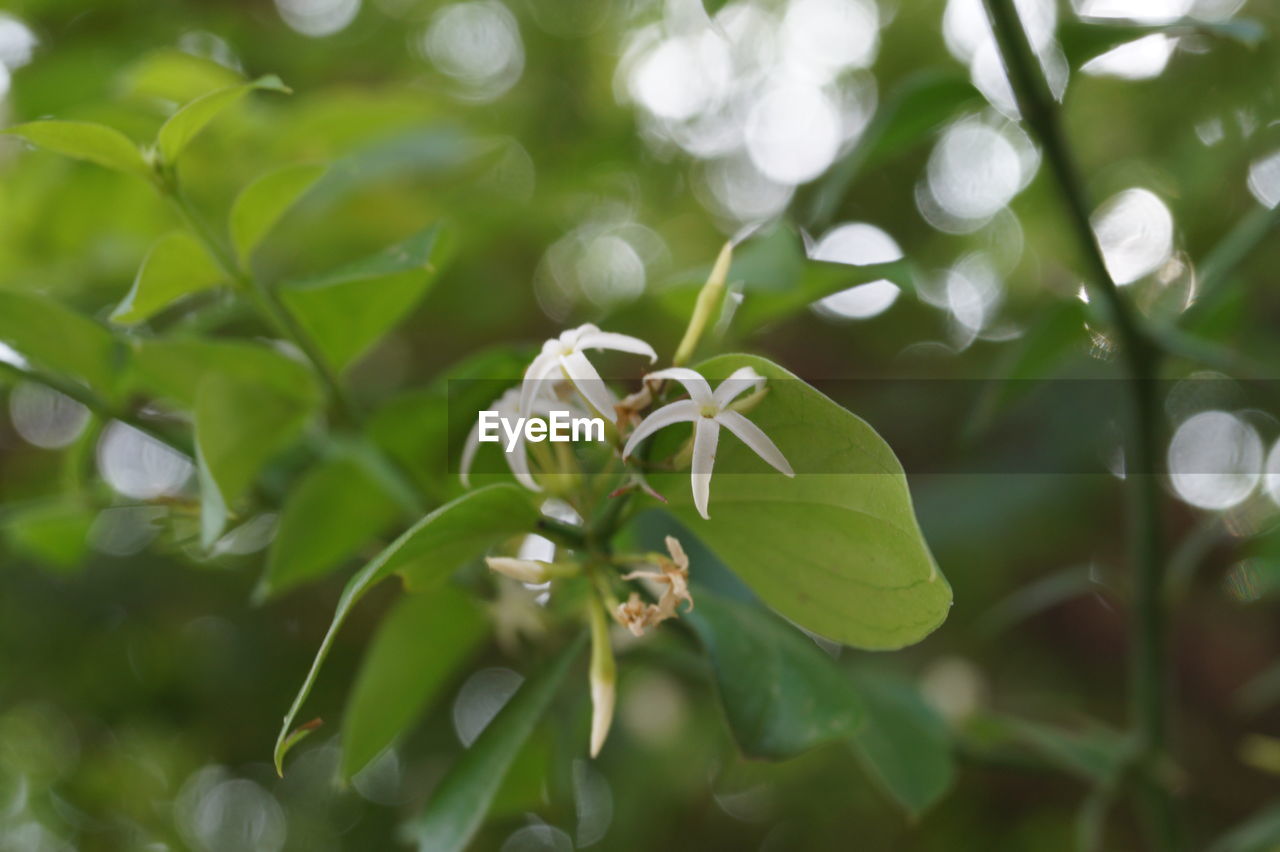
[979, 1, 1175, 847]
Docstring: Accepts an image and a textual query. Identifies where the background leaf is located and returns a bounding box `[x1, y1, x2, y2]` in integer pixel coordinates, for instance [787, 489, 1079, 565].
[0, 291, 123, 396]
[258, 451, 402, 600]
[110, 231, 223, 325]
[128, 337, 316, 410]
[340, 584, 488, 779]
[157, 75, 289, 164]
[280, 224, 448, 372]
[848, 668, 955, 817]
[229, 162, 327, 264]
[195, 372, 318, 546]
[684, 588, 864, 759]
[4, 120, 151, 180]
[406, 634, 585, 852]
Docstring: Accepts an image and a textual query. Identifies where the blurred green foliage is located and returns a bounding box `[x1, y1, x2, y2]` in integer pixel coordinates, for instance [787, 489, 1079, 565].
[2, 0, 1280, 850]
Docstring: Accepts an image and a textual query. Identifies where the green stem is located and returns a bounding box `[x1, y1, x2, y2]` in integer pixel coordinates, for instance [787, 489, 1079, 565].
[979, 2, 1174, 847]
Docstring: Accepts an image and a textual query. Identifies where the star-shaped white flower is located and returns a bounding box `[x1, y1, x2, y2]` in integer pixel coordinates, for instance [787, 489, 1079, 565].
[520, 324, 657, 420]
[460, 386, 575, 492]
[622, 366, 793, 519]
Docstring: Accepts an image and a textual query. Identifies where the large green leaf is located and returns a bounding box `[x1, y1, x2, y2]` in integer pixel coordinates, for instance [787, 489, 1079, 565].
[229, 162, 327, 265]
[279, 224, 448, 372]
[406, 634, 586, 852]
[128, 337, 315, 410]
[848, 668, 954, 816]
[273, 484, 539, 774]
[257, 452, 402, 600]
[684, 589, 864, 759]
[157, 75, 289, 164]
[651, 354, 951, 649]
[195, 372, 318, 546]
[0, 291, 123, 395]
[340, 585, 489, 779]
[4, 120, 152, 180]
[111, 231, 224, 325]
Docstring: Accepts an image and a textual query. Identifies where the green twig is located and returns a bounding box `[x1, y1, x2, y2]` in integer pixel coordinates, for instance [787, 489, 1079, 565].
[979, 1, 1175, 846]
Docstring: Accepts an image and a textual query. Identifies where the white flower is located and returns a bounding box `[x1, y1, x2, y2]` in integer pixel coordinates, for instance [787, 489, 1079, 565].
[622, 366, 793, 519]
[485, 556, 553, 584]
[520, 323, 657, 420]
[460, 386, 575, 492]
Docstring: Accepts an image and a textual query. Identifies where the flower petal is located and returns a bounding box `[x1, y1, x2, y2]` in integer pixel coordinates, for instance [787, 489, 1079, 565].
[575, 330, 658, 363]
[715, 409, 794, 476]
[519, 348, 561, 416]
[712, 366, 766, 408]
[506, 431, 543, 492]
[622, 399, 699, 459]
[643, 367, 715, 408]
[691, 416, 720, 520]
[558, 351, 617, 419]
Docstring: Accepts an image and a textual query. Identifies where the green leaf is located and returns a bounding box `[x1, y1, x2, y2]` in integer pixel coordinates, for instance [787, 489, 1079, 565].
[119, 49, 246, 104]
[2, 501, 96, 571]
[406, 634, 586, 852]
[0, 290, 122, 395]
[195, 372, 317, 546]
[279, 224, 448, 372]
[974, 713, 1126, 782]
[1210, 802, 1280, 852]
[128, 337, 316, 410]
[848, 668, 955, 816]
[804, 71, 982, 229]
[258, 452, 402, 600]
[110, 231, 224, 325]
[4, 120, 152, 180]
[273, 484, 539, 774]
[684, 589, 864, 759]
[340, 585, 489, 779]
[229, 162, 327, 265]
[1059, 17, 1266, 69]
[157, 75, 290, 164]
[651, 354, 951, 649]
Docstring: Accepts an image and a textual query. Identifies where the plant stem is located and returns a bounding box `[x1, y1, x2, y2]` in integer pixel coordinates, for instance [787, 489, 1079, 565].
[163, 186, 359, 428]
[979, 1, 1174, 846]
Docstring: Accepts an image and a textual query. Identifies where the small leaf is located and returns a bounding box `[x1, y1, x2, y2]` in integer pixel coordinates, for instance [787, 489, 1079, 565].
[196, 372, 318, 546]
[258, 452, 402, 600]
[848, 668, 955, 816]
[340, 585, 489, 779]
[273, 484, 539, 774]
[0, 291, 122, 395]
[128, 337, 316, 410]
[405, 634, 586, 852]
[279, 224, 448, 372]
[1060, 16, 1266, 69]
[111, 231, 223, 325]
[2, 500, 96, 571]
[650, 354, 952, 649]
[157, 75, 289, 164]
[684, 588, 864, 759]
[229, 162, 327, 265]
[4, 120, 152, 180]
[119, 49, 246, 104]
[974, 713, 1126, 782]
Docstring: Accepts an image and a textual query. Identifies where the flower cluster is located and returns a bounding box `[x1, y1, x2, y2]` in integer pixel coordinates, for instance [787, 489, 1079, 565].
[466, 313, 794, 759]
